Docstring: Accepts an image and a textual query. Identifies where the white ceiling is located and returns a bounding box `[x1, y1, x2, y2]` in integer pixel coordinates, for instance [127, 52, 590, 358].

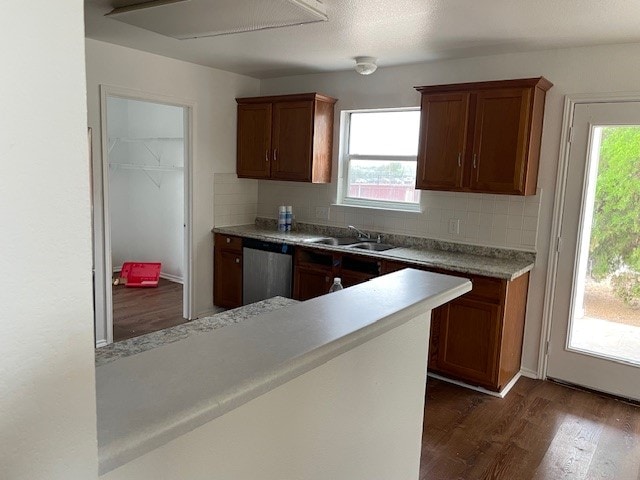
[85, 0, 640, 79]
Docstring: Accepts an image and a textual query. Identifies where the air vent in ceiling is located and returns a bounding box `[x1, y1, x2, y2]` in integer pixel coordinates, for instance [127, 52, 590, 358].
[106, 0, 328, 39]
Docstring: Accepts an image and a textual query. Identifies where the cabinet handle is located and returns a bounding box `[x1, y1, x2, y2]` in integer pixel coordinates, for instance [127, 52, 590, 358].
[265, 150, 269, 163]
[457, 152, 462, 168]
[226, 237, 231, 243]
[273, 149, 277, 162]
[473, 154, 477, 169]
[235, 258, 240, 264]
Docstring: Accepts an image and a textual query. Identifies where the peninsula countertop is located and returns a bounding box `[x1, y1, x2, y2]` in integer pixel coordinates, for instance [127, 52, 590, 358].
[95, 269, 471, 475]
[213, 223, 535, 280]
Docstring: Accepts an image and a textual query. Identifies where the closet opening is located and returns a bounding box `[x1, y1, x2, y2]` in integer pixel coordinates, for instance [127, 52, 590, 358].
[94, 87, 193, 345]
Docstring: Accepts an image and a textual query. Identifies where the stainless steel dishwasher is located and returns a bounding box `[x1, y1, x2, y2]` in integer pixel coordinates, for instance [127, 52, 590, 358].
[242, 238, 294, 305]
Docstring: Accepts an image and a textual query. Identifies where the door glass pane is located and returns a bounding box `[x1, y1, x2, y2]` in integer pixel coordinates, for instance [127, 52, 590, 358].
[569, 126, 640, 365]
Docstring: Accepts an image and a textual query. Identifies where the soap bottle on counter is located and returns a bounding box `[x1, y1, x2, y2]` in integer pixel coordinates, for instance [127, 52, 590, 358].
[278, 206, 287, 232]
[328, 277, 343, 293]
[285, 206, 293, 231]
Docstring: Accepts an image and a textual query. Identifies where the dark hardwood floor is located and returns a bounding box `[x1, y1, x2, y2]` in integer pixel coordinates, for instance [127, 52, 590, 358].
[112, 277, 185, 342]
[421, 377, 640, 480]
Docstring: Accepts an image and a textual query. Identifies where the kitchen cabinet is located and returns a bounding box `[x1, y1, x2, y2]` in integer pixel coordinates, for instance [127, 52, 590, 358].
[383, 258, 528, 392]
[428, 271, 529, 392]
[293, 248, 335, 300]
[415, 77, 552, 195]
[236, 93, 337, 183]
[214, 235, 529, 392]
[213, 233, 243, 308]
[292, 249, 380, 300]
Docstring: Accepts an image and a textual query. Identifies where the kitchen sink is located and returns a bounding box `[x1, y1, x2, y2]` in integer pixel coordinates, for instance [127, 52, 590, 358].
[306, 237, 360, 246]
[347, 242, 397, 252]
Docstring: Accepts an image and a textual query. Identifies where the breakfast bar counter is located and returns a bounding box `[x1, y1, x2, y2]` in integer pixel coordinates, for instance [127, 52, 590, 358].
[96, 269, 470, 478]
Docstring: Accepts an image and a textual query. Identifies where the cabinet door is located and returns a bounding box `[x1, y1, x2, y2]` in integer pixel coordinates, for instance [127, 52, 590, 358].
[436, 297, 502, 389]
[470, 88, 531, 194]
[271, 101, 314, 181]
[293, 265, 332, 300]
[340, 270, 376, 288]
[214, 248, 243, 308]
[416, 92, 469, 190]
[237, 103, 272, 179]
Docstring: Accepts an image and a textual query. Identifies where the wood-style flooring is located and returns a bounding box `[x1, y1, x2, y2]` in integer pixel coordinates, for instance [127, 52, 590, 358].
[421, 377, 640, 480]
[112, 277, 185, 342]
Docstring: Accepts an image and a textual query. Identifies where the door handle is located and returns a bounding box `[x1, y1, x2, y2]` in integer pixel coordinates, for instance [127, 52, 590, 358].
[473, 154, 477, 169]
[265, 150, 269, 163]
[457, 152, 462, 167]
[273, 149, 277, 162]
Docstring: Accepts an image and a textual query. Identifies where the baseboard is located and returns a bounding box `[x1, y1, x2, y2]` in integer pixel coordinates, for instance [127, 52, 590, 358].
[519, 367, 539, 379]
[95, 339, 108, 348]
[159, 272, 183, 284]
[427, 371, 522, 399]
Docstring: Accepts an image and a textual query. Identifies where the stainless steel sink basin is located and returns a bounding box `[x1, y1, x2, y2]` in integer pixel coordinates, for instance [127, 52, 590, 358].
[347, 242, 397, 252]
[306, 237, 360, 246]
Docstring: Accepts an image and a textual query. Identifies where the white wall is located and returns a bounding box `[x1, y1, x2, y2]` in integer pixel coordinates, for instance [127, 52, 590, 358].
[85, 39, 261, 343]
[0, 1, 98, 479]
[108, 97, 185, 281]
[260, 42, 640, 374]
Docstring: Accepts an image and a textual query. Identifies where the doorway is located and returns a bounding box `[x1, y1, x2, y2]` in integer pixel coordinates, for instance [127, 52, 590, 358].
[546, 99, 640, 400]
[94, 86, 193, 345]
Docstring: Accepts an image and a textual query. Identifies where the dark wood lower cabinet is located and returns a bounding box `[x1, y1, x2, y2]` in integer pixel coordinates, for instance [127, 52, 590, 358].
[214, 239, 530, 392]
[429, 272, 529, 392]
[381, 259, 529, 392]
[292, 249, 380, 299]
[293, 264, 332, 300]
[213, 234, 243, 308]
[432, 298, 501, 388]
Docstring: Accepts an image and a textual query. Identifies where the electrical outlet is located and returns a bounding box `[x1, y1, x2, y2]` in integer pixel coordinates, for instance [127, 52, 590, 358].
[448, 218, 460, 235]
[315, 206, 330, 220]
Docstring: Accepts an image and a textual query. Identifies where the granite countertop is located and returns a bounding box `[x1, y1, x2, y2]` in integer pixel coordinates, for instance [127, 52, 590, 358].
[213, 222, 535, 280]
[95, 269, 471, 474]
[95, 296, 297, 367]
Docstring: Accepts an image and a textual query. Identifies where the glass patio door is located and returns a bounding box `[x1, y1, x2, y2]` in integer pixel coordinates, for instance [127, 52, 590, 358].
[547, 101, 640, 400]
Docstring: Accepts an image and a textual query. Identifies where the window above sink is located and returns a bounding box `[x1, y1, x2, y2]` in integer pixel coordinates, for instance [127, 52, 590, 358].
[338, 108, 422, 213]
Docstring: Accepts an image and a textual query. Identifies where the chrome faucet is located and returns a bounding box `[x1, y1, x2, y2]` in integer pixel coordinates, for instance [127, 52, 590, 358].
[348, 225, 371, 240]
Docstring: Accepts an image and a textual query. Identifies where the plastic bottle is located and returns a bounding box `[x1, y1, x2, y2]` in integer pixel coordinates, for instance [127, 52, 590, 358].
[278, 206, 287, 232]
[285, 206, 293, 232]
[328, 277, 344, 293]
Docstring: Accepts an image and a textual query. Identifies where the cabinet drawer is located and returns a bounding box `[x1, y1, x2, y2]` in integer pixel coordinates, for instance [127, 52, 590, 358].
[215, 233, 242, 252]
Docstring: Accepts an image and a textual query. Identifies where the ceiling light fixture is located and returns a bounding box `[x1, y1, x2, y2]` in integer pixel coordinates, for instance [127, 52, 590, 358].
[354, 56, 378, 75]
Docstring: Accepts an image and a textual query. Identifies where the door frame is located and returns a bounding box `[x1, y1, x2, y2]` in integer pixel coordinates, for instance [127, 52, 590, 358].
[94, 84, 195, 346]
[539, 91, 640, 378]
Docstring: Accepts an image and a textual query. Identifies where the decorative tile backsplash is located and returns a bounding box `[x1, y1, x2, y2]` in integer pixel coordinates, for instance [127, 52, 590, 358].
[213, 173, 258, 227]
[256, 181, 541, 252]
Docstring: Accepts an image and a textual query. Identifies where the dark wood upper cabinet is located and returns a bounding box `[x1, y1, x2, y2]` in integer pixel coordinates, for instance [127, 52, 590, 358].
[237, 103, 272, 179]
[236, 93, 337, 183]
[415, 77, 552, 195]
[416, 92, 469, 190]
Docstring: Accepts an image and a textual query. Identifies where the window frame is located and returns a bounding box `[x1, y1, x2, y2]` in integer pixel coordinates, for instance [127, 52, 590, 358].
[338, 107, 422, 212]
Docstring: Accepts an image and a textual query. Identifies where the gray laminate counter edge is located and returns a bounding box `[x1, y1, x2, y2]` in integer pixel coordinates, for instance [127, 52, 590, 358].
[95, 269, 471, 474]
[212, 224, 535, 280]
